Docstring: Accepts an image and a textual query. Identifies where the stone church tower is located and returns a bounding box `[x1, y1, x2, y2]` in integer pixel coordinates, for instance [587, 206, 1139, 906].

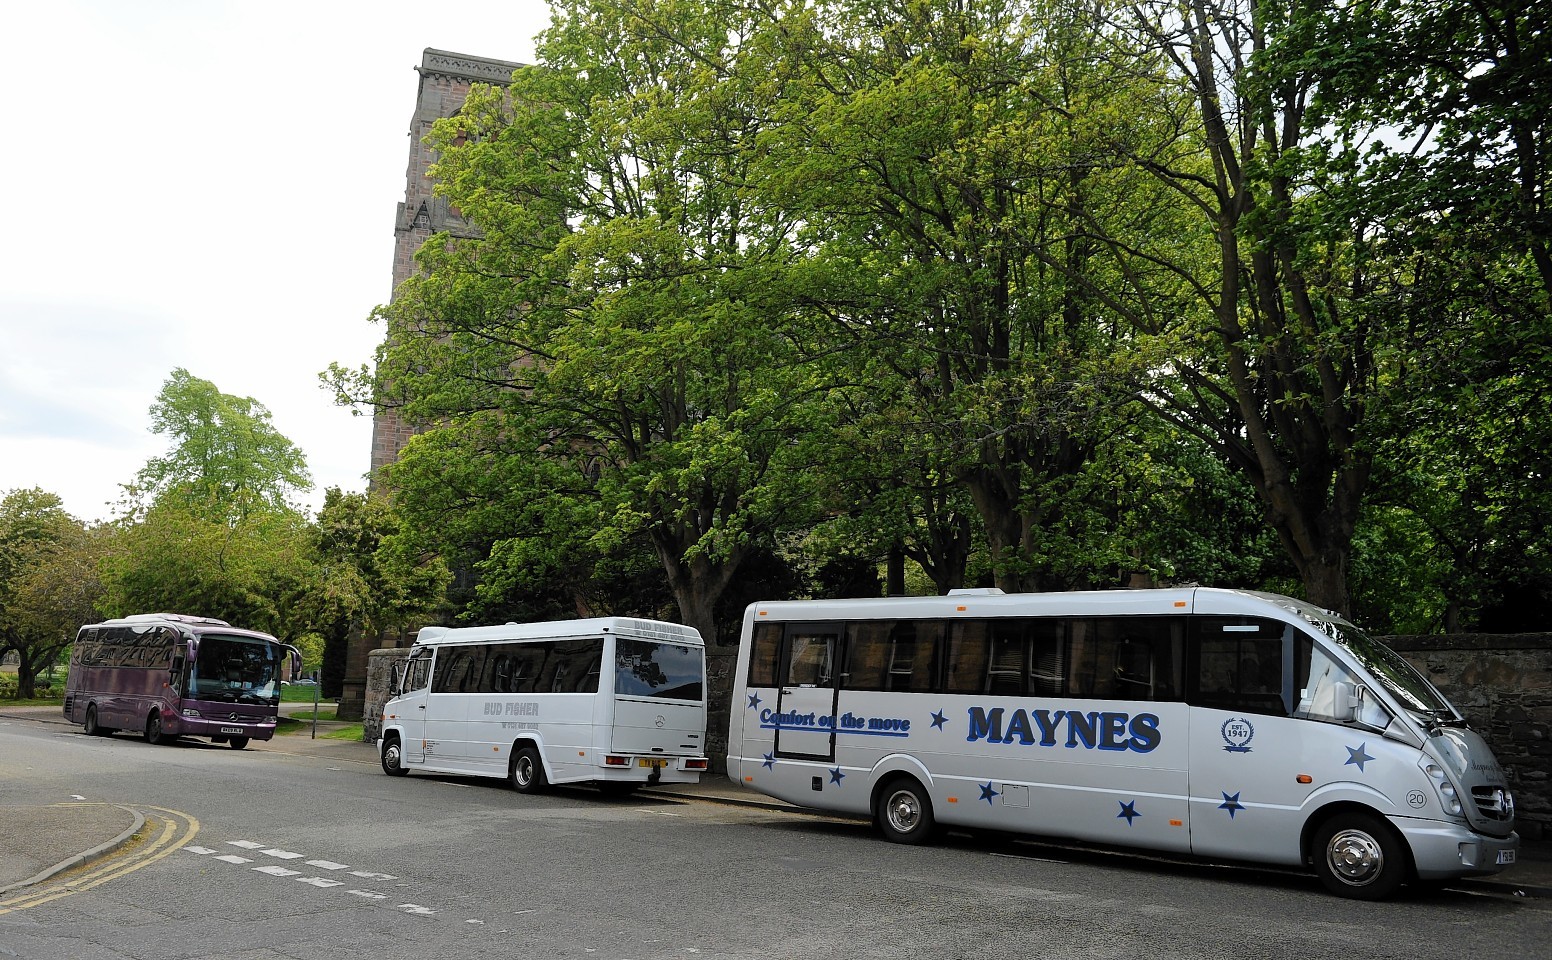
[345, 49, 523, 725]
[368, 48, 525, 478]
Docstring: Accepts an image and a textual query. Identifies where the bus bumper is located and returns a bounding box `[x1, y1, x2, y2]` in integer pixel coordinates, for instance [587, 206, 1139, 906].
[1394, 817, 1520, 879]
[597, 756, 708, 784]
[169, 714, 279, 742]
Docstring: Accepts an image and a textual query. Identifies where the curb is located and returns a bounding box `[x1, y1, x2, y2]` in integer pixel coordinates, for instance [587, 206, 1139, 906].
[0, 804, 145, 895]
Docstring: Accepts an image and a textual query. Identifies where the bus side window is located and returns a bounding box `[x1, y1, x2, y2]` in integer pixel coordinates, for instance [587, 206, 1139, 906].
[889, 620, 943, 693]
[842, 621, 892, 691]
[404, 656, 431, 693]
[748, 623, 782, 687]
[786, 630, 834, 687]
[1190, 618, 1291, 716]
[944, 621, 990, 695]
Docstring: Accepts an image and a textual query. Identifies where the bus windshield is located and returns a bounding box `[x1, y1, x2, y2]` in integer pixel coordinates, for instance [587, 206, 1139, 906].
[190, 634, 283, 704]
[1306, 617, 1454, 719]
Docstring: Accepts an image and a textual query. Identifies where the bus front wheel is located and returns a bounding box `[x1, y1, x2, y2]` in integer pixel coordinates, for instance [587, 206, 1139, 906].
[227, 737, 250, 750]
[1313, 811, 1408, 900]
[510, 745, 548, 794]
[381, 735, 409, 776]
[145, 712, 173, 746]
[876, 776, 936, 845]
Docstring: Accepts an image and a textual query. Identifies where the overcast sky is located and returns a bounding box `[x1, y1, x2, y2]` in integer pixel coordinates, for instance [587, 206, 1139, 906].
[0, 1, 552, 523]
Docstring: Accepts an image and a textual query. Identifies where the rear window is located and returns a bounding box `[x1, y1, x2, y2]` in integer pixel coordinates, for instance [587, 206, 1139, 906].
[614, 638, 704, 701]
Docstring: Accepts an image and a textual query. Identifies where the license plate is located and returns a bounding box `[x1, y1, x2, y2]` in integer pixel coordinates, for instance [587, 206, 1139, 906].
[220, 727, 244, 735]
[1497, 850, 1517, 865]
[638, 758, 668, 768]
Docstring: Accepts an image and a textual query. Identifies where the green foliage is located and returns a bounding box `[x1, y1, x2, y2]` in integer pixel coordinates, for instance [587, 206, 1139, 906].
[327, 0, 1545, 635]
[125, 369, 311, 525]
[103, 503, 313, 638]
[299, 488, 450, 697]
[0, 488, 104, 698]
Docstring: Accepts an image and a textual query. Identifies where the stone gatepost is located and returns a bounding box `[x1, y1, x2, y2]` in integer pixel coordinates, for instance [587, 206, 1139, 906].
[362, 647, 413, 744]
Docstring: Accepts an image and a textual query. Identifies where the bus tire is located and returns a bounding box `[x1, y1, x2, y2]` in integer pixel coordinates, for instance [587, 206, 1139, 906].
[227, 737, 250, 750]
[84, 705, 115, 737]
[876, 776, 936, 845]
[510, 745, 547, 794]
[1312, 811, 1408, 900]
[381, 734, 409, 776]
[145, 712, 173, 746]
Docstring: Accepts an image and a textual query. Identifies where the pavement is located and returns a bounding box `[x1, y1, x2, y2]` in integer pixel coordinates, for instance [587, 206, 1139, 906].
[3, 702, 1549, 899]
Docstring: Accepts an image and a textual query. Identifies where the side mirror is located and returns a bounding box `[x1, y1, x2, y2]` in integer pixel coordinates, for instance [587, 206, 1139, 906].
[1332, 681, 1361, 722]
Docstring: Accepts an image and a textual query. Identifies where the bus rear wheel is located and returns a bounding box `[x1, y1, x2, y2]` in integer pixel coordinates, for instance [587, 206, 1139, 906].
[876, 776, 936, 845]
[510, 745, 547, 794]
[84, 705, 115, 737]
[1313, 811, 1408, 900]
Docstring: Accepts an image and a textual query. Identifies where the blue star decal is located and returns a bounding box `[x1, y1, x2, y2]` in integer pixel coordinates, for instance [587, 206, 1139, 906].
[828, 767, 845, 786]
[930, 710, 948, 731]
[1345, 743, 1374, 771]
[1117, 800, 1140, 826]
[1219, 791, 1244, 819]
[979, 782, 1000, 805]
[746, 692, 762, 710]
[761, 752, 776, 770]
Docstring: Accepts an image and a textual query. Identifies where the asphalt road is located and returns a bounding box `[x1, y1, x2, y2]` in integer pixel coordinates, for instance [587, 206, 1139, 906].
[2, 716, 1548, 960]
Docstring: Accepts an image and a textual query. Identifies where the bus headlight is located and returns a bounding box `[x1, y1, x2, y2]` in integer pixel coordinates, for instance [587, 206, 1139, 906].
[1422, 761, 1464, 816]
[182, 708, 201, 718]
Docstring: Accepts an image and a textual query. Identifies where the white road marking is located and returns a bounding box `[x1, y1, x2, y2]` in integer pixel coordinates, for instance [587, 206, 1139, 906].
[398, 903, 434, 915]
[260, 848, 304, 860]
[183, 846, 218, 855]
[298, 877, 346, 888]
[350, 870, 398, 880]
[228, 840, 265, 849]
[254, 866, 302, 877]
[216, 855, 253, 864]
[306, 860, 349, 870]
[348, 890, 388, 900]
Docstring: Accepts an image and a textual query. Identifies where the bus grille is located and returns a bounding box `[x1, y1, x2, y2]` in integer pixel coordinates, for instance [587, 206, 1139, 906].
[1472, 785, 1515, 822]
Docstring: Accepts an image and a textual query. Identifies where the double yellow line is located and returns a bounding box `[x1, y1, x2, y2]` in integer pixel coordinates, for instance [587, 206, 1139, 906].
[0, 805, 200, 915]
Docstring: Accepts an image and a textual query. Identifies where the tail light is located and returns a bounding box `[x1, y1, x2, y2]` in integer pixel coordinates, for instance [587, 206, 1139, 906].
[604, 755, 630, 766]
[685, 758, 709, 770]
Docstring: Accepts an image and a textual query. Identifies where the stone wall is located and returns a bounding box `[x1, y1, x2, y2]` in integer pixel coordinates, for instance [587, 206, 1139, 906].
[1386, 633, 1552, 840]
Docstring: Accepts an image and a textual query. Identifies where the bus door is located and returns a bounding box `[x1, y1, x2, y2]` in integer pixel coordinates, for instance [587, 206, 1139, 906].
[1186, 618, 1309, 862]
[774, 622, 841, 761]
[396, 651, 434, 765]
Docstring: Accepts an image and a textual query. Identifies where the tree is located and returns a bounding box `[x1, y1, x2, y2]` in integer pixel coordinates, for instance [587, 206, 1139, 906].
[0, 489, 105, 698]
[750, 0, 1189, 592]
[104, 504, 314, 640]
[125, 368, 311, 524]
[1283, 0, 1552, 628]
[1089, 0, 1406, 614]
[337, 0, 832, 648]
[301, 488, 450, 698]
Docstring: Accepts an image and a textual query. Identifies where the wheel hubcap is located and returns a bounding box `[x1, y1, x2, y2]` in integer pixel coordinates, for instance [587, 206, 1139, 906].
[1327, 829, 1384, 885]
[887, 790, 920, 834]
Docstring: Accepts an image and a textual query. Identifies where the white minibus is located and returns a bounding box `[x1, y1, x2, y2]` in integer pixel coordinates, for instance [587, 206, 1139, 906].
[380, 617, 709, 794]
[726, 588, 1518, 899]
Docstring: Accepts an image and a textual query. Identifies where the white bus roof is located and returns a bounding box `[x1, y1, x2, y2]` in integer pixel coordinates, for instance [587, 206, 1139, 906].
[746, 587, 1343, 626]
[412, 616, 704, 648]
